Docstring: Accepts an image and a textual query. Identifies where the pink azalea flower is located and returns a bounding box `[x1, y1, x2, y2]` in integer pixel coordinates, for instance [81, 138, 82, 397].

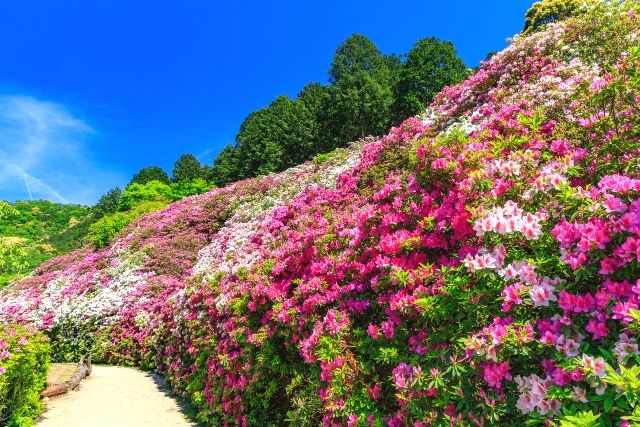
[585, 318, 609, 340]
[381, 320, 395, 340]
[582, 355, 607, 378]
[366, 324, 380, 340]
[571, 386, 588, 403]
[529, 283, 557, 307]
[481, 361, 512, 389]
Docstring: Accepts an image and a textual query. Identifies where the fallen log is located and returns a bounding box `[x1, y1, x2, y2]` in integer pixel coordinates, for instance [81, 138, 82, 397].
[42, 356, 92, 398]
[42, 383, 69, 398]
[66, 356, 91, 391]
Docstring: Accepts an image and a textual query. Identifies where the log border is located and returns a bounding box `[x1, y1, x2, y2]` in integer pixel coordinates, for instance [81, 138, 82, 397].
[42, 356, 92, 399]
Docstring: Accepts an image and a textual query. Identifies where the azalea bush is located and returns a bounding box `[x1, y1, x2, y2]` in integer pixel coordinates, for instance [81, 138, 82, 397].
[0, 325, 50, 427]
[2, 1, 640, 426]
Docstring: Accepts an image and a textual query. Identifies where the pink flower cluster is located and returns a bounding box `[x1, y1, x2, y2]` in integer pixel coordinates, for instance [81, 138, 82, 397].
[481, 361, 512, 389]
[465, 317, 535, 361]
[473, 201, 545, 240]
[498, 259, 562, 311]
[515, 374, 561, 415]
[484, 159, 521, 177]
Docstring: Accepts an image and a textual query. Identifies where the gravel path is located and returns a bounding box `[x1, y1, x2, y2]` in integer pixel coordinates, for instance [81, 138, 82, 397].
[37, 365, 198, 427]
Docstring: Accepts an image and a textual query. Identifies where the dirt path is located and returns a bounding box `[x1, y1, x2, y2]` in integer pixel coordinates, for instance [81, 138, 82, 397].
[37, 365, 199, 427]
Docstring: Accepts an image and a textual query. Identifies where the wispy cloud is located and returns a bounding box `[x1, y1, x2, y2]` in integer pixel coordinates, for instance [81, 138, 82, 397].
[0, 95, 122, 205]
[196, 146, 221, 164]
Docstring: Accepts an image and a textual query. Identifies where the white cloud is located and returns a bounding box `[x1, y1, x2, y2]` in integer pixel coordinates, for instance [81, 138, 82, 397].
[0, 95, 122, 205]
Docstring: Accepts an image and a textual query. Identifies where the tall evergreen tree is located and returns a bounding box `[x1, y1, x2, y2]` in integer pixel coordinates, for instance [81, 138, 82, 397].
[236, 96, 319, 177]
[172, 154, 203, 182]
[200, 165, 216, 183]
[298, 83, 332, 153]
[393, 37, 468, 123]
[268, 96, 319, 169]
[327, 70, 393, 145]
[326, 34, 395, 146]
[129, 166, 170, 186]
[211, 145, 241, 187]
[329, 34, 388, 83]
[235, 108, 285, 178]
[92, 187, 122, 219]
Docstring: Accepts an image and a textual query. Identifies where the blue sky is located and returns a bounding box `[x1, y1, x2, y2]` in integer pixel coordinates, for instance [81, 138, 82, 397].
[0, 0, 533, 205]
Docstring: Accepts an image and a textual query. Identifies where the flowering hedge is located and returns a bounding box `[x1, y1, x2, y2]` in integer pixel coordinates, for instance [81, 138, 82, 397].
[0, 325, 50, 427]
[2, 1, 640, 426]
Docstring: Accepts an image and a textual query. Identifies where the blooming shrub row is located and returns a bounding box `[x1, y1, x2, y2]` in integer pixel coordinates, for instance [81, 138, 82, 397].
[2, 1, 640, 425]
[0, 325, 50, 427]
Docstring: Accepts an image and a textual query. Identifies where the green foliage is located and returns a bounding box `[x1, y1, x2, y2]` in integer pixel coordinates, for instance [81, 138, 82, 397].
[298, 82, 333, 152]
[201, 165, 216, 183]
[523, 0, 584, 34]
[558, 411, 601, 427]
[130, 166, 171, 185]
[284, 371, 323, 425]
[173, 154, 204, 183]
[210, 145, 242, 187]
[0, 201, 17, 219]
[327, 69, 394, 144]
[91, 187, 122, 220]
[87, 211, 134, 249]
[208, 32, 467, 187]
[119, 181, 173, 211]
[393, 37, 468, 122]
[234, 109, 283, 177]
[0, 239, 31, 286]
[0, 201, 90, 287]
[235, 95, 320, 178]
[272, 97, 322, 169]
[329, 33, 388, 84]
[0, 325, 50, 427]
[298, 82, 330, 119]
[0, 201, 89, 245]
[170, 178, 212, 200]
[603, 363, 640, 408]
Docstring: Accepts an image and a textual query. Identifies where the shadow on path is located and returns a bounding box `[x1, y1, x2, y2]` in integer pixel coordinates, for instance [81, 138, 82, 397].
[147, 371, 203, 426]
[37, 365, 201, 427]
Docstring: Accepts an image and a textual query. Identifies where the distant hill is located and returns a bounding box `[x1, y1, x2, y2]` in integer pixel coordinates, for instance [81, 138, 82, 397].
[0, 200, 90, 286]
[0, 179, 215, 287]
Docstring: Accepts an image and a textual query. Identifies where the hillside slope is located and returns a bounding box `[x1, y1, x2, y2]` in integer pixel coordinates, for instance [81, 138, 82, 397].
[0, 201, 90, 287]
[3, 2, 640, 425]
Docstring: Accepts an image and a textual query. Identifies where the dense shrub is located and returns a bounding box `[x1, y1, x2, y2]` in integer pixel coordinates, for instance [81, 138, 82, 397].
[0, 325, 50, 427]
[2, 1, 640, 426]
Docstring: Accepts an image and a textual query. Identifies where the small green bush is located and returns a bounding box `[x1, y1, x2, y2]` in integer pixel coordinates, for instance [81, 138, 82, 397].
[0, 325, 50, 427]
[87, 211, 134, 249]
